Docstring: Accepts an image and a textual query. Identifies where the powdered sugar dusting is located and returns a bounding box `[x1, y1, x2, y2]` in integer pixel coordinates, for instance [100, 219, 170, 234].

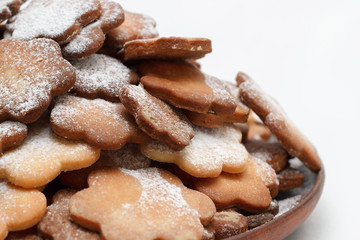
[0, 121, 26, 137]
[205, 75, 237, 111]
[6, 0, 100, 42]
[276, 195, 302, 217]
[71, 54, 138, 99]
[0, 0, 16, 20]
[252, 157, 277, 188]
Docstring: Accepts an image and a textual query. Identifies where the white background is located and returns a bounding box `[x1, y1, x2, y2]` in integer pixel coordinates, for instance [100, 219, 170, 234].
[118, 1, 360, 239]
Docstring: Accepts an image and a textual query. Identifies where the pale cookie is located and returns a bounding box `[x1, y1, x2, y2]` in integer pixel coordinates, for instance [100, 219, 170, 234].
[205, 210, 248, 239]
[277, 167, 304, 191]
[0, 38, 75, 124]
[252, 157, 279, 198]
[50, 95, 149, 150]
[236, 72, 322, 171]
[62, 0, 124, 59]
[38, 189, 100, 240]
[5, 0, 102, 44]
[247, 122, 272, 141]
[0, 180, 46, 239]
[69, 168, 216, 240]
[0, 121, 27, 153]
[141, 124, 249, 178]
[59, 143, 152, 189]
[193, 158, 272, 213]
[245, 139, 290, 173]
[184, 82, 249, 128]
[119, 84, 194, 151]
[119, 37, 212, 62]
[71, 54, 139, 101]
[0, 0, 23, 23]
[105, 10, 158, 48]
[139, 60, 237, 116]
[0, 119, 100, 188]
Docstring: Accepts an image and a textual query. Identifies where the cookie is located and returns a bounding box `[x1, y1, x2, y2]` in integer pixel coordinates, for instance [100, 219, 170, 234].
[236, 72, 322, 171]
[119, 37, 212, 62]
[193, 158, 272, 213]
[205, 210, 248, 239]
[247, 213, 274, 229]
[0, 0, 23, 24]
[277, 167, 304, 191]
[119, 84, 194, 150]
[59, 143, 152, 189]
[0, 121, 27, 153]
[0, 38, 76, 124]
[71, 54, 139, 101]
[139, 60, 237, 116]
[38, 189, 100, 240]
[247, 122, 272, 141]
[62, 0, 124, 59]
[252, 157, 279, 198]
[244, 139, 290, 173]
[184, 82, 249, 128]
[50, 95, 149, 150]
[69, 167, 216, 240]
[0, 118, 100, 188]
[105, 10, 158, 48]
[5, 0, 102, 44]
[0, 180, 46, 239]
[141, 124, 249, 178]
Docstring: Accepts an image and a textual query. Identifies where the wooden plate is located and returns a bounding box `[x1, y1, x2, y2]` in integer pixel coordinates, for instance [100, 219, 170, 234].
[226, 159, 325, 240]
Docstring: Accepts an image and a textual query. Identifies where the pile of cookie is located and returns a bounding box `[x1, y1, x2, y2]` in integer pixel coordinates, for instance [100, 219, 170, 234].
[0, 0, 322, 239]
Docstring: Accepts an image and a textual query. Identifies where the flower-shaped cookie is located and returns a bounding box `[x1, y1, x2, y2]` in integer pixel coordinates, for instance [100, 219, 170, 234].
[0, 180, 46, 239]
[141, 124, 249, 178]
[0, 119, 100, 188]
[0, 38, 75, 124]
[119, 84, 194, 151]
[139, 60, 237, 116]
[0, 121, 27, 153]
[236, 72, 322, 171]
[50, 95, 149, 150]
[69, 168, 216, 240]
[5, 0, 102, 44]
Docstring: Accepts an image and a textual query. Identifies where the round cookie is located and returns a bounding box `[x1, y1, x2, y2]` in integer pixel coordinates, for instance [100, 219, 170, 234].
[0, 121, 27, 153]
[119, 84, 194, 151]
[105, 10, 158, 48]
[5, 0, 102, 44]
[62, 0, 125, 59]
[71, 54, 139, 101]
[138, 60, 237, 116]
[50, 95, 149, 150]
[119, 37, 212, 61]
[0, 38, 76, 124]
[140, 124, 249, 178]
[0, 180, 46, 239]
[69, 167, 216, 240]
[236, 72, 322, 171]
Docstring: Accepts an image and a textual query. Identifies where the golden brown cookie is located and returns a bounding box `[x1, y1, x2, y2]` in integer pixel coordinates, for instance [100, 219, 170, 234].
[59, 143, 152, 189]
[193, 158, 272, 213]
[119, 37, 212, 62]
[62, 0, 124, 59]
[0, 180, 46, 239]
[247, 213, 274, 229]
[105, 10, 158, 48]
[50, 95, 149, 150]
[5, 0, 102, 44]
[236, 72, 322, 171]
[141, 124, 249, 178]
[139, 60, 237, 116]
[71, 54, 139, 101]
[277, 167, 304, 191]
[69, 168, 216, 240]
[0, 38, 76, 124]
[252, 157, 279, 198]
[0, 119, 100, 188]
[0, 121, 27, 153]
[0, 0, 23, 24]
[244, 139, 290, 173]
[205, 210, 248, 239]
[38, 189, 100, 240]
[119, 84, 194, 150]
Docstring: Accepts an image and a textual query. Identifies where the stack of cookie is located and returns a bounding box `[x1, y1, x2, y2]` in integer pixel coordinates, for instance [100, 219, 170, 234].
[0, 0, 322, 239]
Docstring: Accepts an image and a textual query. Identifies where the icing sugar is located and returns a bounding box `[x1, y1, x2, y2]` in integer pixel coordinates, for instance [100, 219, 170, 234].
[276, 195, 302, 217]
[6, 0, 100, 42]
[252, 157, 277, 188]
[71, 54, 138, 99]
[0, 121, 26, 137]
[205, 75, 236, 106]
